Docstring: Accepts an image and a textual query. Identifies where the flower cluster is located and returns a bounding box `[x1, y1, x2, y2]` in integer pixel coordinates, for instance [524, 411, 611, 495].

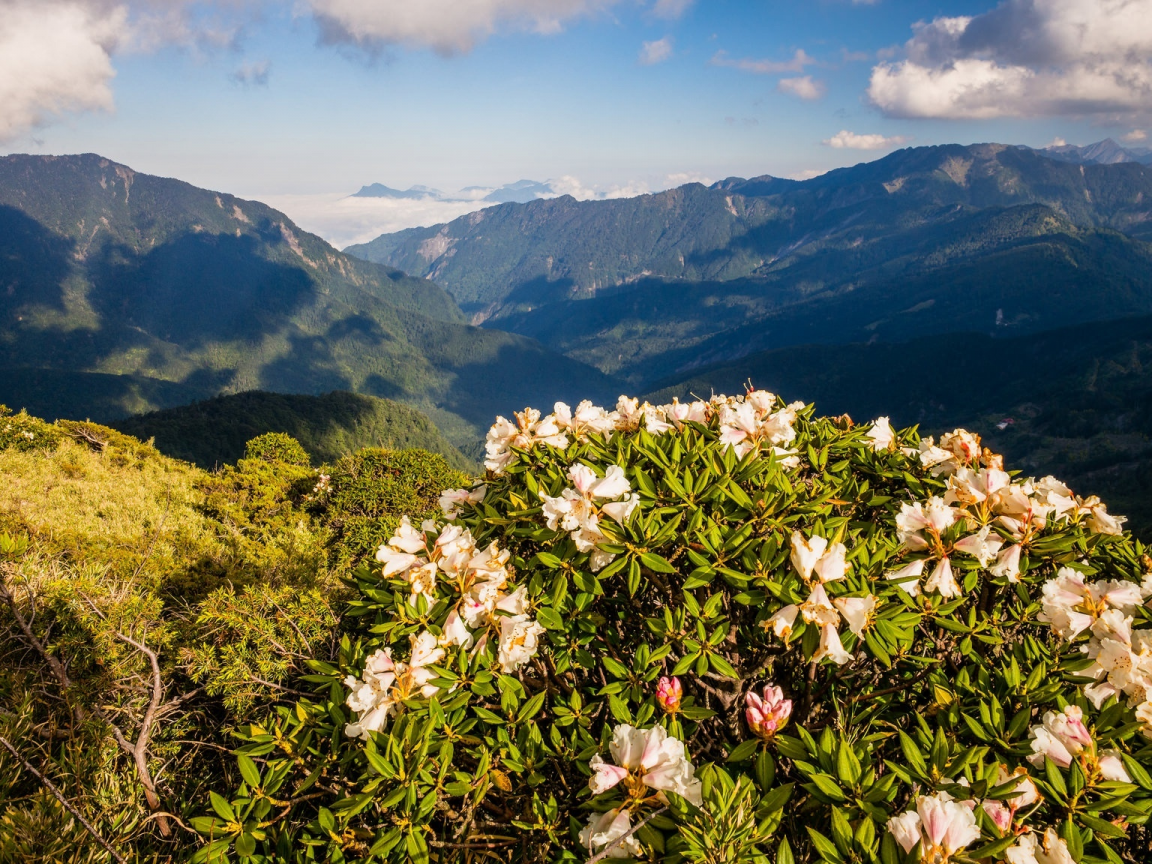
[886, 791, 980, 863]
[484, 390, 802, 475]
[588, 724, 703, 806]
[763, 531, 877, 665]
[714, 391, 803, 462]
[1038, 568, 1152, 736]
[343, 632, 444, 740]
[540, 463, 639, 571]
[373, 516, 544, 673]
[1027, 705, 1131, 781]
[885, 429, 1125, 600]
[1005, 828, 1076, 864]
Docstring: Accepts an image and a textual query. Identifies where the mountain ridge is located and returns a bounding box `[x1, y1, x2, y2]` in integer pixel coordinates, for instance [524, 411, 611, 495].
[0, 153, 621, 446]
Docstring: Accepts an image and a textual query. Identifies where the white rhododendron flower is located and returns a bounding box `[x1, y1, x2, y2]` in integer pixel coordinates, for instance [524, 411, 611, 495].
[497, 614, 546, 673]
[716, 391, 803, 459]
[439, 484, 486, 518]
[764, 604, 799, 641]
[885, 791, 980, 862]
[833, 594, 878, 637]
[642, 398, 709, 434]
[1080, 496, 1126, 536]
[540, 463, 638, 571]
[344, 632, 444, 740]
[554, 400, 617, 441]
[952, 525, 1004, 568]
[865, 416, 895, 451]
[578, 808, 641, 859]
[800, 584, 840, 628]
[1027, 706, 1093, 768]
[588, 724, 703, 806]
[790, 531, 849, 584]
[814, 622, 852, 665]
[886, 558, 926, 597]
[1005, 827, 1076, 864]
[484, 406, 569, 473]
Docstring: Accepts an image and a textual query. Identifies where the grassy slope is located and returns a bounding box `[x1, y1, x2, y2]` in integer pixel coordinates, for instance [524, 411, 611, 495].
[647, 315, 1152, 537]
[113, 390, 473, 470]
[0, 154, 620, 444]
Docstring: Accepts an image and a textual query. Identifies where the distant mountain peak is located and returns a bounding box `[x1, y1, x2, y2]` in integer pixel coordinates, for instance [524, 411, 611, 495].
[1038, 138, 1152, 166]
[350, 183, 445, 200]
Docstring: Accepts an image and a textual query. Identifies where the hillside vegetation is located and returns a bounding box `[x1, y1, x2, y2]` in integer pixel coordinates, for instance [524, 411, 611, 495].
[0, 406, 467, 860]
[648, 314, 1152, 537]
[348, 145, 1152, 385]
[0, 154, 619, 444]
[113, 390, 472, 470]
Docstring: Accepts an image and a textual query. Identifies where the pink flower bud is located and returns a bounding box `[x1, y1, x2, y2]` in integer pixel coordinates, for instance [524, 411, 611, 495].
[745, 684, 792, 739]
[656, 676, 683, 713]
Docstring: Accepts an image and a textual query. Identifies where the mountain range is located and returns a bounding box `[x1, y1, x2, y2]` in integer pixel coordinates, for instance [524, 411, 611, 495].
[1038, 138, 1152, 166]
[0, 154, 618, 447]
[345, 142, 1152, 385]
[350, 179, 554, 204]
[6, 141, 1152, 535]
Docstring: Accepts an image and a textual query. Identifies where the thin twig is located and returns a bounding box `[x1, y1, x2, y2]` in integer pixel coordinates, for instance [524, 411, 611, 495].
[586, 806, 667, 864]
[0, 564, 86, 724]
[0, 734, 129, 864]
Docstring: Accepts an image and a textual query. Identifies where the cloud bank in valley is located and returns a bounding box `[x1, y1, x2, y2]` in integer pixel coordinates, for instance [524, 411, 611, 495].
[868, 0, 1152, 119]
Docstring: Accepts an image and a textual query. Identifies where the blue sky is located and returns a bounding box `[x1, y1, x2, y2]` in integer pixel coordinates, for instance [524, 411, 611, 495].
[3, 0, 1150, 242]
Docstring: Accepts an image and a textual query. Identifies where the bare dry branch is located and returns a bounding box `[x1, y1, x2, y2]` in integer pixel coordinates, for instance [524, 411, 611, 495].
[0, 734, 129, 864]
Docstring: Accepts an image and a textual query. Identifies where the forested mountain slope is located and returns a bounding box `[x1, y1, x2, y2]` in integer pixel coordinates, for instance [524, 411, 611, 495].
[0, 155, 620, 443]
[346, 144, 1152, 386]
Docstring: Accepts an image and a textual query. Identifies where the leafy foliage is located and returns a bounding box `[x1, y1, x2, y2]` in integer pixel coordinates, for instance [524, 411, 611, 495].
[196, 392, 1152, 863]
[0, 410, 474, 862]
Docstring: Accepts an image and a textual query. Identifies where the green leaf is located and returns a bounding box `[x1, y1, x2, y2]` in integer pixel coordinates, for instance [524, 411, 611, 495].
[236, 755, 260, 790]
[535, 607, 564, 630]
[209, 791, 236, 823]
[517, 691, 547, 723]
[640, 552, 676, 573]
[235, 833, 256, 858]
[727, 739, 760, 763]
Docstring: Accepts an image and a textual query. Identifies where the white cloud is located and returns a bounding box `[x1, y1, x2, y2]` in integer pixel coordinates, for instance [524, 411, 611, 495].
[778, 75, 825, 101]
[256, 192, 493, 248]
[1046, 136, 1068, 147]
[306, 0, 622, 55]
[823, 129, 910, 149]
[231, 59, 270, 87]
[868, 0, 1152, 119]
[1122, 129, 1148, 142]
[0, 0, 126, 141]
[650, 0, 692, 19]
[665, 171, 712, 186]
[711, 48, 814, 75]
[639, 36, 673, 65]
[547, 175, 651, 199]
[790, 169, 825, 180]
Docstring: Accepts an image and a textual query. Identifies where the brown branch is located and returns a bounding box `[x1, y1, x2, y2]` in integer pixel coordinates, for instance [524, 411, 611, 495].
[0, 565, 86, 725]
[0, 734, 128, 864]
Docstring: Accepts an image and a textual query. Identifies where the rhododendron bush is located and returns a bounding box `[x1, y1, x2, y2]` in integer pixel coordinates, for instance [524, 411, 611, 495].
[196, 392, 1152, 863]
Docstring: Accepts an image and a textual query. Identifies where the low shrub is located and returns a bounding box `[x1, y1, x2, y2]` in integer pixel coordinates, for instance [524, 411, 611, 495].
[197, 393, 1152, 863]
